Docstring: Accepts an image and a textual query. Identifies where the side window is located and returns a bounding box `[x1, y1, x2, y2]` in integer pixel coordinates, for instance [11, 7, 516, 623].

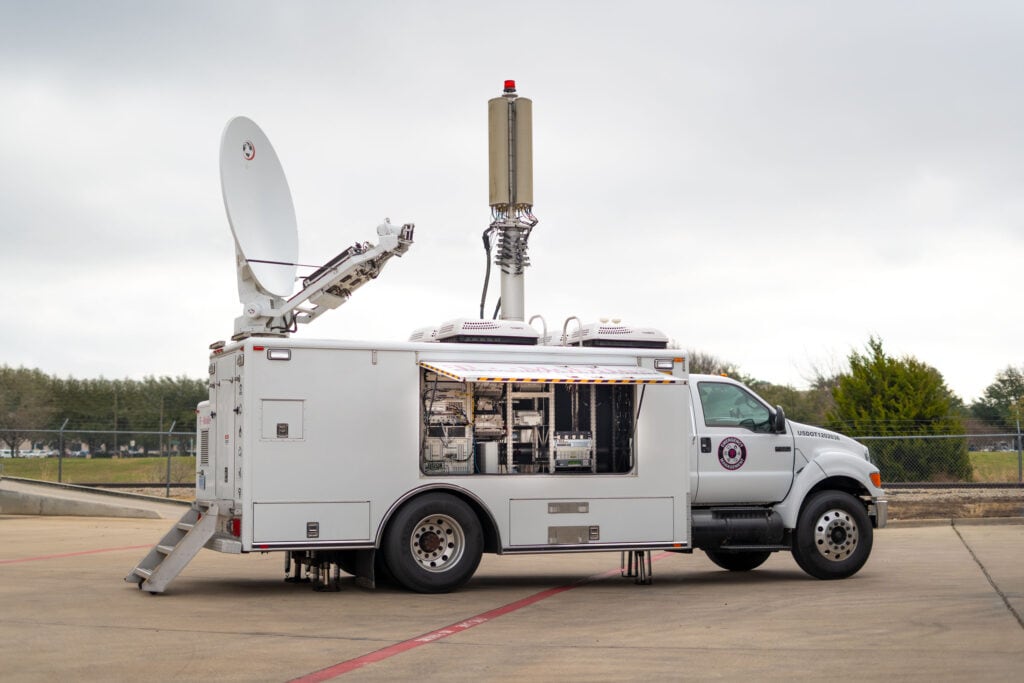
[697, 382, 772, 433]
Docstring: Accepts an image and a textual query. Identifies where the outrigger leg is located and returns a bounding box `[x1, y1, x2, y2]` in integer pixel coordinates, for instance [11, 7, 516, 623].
[620, 550, 653, 585]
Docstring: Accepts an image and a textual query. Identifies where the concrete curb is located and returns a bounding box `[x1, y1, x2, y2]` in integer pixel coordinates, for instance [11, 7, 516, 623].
[0, 476, 191, 506]
[888, 516, 1024, 528]
[0, 477, 189, 519]
[0, 488, 163, 518]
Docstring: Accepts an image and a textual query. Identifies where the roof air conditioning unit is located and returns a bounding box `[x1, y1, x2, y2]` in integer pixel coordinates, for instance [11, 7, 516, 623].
[566, 323, 669, 349]
[435, 318, 539, 345]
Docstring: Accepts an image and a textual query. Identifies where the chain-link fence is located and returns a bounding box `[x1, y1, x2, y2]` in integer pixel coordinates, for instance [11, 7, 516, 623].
[0, 428, 196, 495]
[857, 433, 1024, 484]
[4, 428, 1023, 488]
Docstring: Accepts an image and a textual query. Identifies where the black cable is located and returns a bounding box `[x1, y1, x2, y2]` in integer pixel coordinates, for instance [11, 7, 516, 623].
[492, 297, 501, 320]
[479, 229, 493, 319]
[629, 385, 647, 470]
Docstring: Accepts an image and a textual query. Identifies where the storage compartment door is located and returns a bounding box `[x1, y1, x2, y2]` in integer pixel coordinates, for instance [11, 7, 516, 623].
[509, 497, 674, 546]
[253, 502, 371, 544]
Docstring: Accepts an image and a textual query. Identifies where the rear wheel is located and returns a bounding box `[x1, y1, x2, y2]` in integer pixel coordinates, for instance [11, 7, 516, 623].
[382, 493, 483, 593]
[791, 490, 872, 580]
[704, 548, 771, 572]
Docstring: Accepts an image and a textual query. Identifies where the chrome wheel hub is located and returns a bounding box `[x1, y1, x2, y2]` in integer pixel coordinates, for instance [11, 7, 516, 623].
[409, 514, 465, 573]
[813, 508, 858, 561]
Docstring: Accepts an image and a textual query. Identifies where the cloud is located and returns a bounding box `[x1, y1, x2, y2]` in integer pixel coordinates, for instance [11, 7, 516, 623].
[1, 1, 1023, 404]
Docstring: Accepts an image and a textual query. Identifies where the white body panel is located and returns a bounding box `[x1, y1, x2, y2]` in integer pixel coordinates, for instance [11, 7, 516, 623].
[199, 339, 692, 553]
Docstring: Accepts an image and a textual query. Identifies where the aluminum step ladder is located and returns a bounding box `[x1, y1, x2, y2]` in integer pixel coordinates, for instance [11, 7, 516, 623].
[125, 501, 220, 593]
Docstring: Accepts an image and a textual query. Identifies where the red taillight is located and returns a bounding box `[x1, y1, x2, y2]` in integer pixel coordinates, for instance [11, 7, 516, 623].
[229, 518, 241, 537]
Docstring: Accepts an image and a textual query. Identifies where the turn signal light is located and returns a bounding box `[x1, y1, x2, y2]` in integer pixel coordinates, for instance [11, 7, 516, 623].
[870, 472, 882, 488]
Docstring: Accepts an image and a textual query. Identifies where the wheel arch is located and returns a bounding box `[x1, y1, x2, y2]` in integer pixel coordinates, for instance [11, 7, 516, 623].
[376, 484, 501, 554]
[807, 475, 870, 499]
[801, 475, 871, 518]
[776, 463, 874, 528]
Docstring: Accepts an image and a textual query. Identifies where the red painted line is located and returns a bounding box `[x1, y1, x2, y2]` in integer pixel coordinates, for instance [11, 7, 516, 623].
[0, 544, 151, 565]
[291, 553, 671, 682]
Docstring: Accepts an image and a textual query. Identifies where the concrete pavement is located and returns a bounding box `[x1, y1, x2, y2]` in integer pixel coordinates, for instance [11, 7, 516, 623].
[1, 514, 1021, 681]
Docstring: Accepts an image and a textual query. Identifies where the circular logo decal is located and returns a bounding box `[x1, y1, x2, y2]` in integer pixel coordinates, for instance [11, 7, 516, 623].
[242, 140, 256, 161]
[718, 437, 747, 471]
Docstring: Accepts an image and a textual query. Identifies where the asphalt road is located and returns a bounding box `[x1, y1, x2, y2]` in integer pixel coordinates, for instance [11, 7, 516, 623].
[1, 514, 1022, 681]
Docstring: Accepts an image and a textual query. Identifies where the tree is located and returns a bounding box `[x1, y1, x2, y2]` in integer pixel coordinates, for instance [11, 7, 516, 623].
[686, 350, 744, 378]
[751, 381, 834, 426]
[687, 350, 835, 426]
[971, 366, 1024, 430]
[0, 366, 54, 456]
[827, 337, 970, 482]
[9, 371, 210, 456]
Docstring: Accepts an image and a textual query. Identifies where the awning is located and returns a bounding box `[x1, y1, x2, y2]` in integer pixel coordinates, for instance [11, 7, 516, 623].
[418, 361, 684, 384]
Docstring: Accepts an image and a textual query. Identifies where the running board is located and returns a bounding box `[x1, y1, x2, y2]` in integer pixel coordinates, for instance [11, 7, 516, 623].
[125, 501, 221, 593]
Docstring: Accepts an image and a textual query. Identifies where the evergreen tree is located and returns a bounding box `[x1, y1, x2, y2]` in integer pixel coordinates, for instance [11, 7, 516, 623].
[971, 366, 1024, 430]
[0, 366, 54, 455]
[4, 368, 207, 456]
[827, 337, 970, 482]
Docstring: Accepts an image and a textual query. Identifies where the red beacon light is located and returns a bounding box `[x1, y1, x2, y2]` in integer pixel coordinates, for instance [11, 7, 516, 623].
[503, 79, 516, 94]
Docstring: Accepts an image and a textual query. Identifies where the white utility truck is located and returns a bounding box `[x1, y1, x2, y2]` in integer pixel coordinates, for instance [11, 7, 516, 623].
[127, 82, 886, 594]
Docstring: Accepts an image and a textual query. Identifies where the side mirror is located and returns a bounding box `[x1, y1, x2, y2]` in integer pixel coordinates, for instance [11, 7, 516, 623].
[772, 405, 787, 434]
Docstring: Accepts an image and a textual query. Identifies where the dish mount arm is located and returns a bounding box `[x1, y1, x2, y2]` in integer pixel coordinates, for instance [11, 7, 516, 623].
[233, 219, 414, 340]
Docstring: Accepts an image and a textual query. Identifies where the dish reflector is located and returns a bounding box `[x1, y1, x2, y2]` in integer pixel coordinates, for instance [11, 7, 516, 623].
[220, 117, 298, 298]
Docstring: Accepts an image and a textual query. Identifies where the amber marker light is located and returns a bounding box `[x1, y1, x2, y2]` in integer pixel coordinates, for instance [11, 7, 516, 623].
[870, 472, 882, 488]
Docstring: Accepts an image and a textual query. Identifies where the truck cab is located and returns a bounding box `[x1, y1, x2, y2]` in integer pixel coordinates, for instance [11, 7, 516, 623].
[686, 373, 887, 579]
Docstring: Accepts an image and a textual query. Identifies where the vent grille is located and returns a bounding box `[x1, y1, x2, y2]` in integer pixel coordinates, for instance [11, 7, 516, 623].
[199, 429, 210, 466]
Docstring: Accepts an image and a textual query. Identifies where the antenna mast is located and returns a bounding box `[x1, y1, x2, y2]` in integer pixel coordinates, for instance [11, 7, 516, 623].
[488, 80, 537, 322]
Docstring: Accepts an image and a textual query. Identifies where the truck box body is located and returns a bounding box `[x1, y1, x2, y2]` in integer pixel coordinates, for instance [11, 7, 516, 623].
[197, 338, 693, 555]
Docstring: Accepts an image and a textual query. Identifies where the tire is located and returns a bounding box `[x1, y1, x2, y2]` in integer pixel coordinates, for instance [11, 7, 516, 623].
[791, 490, 873, 580]
[704, 548, 772, 572]
[374, 552, 396, 585]
[382, 493, 483, 593]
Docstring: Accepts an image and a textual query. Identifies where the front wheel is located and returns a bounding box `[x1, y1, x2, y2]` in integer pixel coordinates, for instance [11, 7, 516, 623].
[704, 548, 772, 572]
[382, 493, 483, 593]
[791, 490, 873, 580]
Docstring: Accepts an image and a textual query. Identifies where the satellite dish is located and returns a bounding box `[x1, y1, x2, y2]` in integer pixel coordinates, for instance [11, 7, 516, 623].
[219, 116, 298, 298]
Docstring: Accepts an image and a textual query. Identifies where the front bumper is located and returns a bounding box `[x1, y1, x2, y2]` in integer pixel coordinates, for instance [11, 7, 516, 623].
[869, 499, 888, 528]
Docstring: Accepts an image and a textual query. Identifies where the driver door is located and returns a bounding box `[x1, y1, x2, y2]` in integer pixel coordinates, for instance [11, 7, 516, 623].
[692, 380, 794, 504]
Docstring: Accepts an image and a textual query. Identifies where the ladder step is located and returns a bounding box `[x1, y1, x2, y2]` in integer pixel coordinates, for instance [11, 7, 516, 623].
[125, 504, 217, 593]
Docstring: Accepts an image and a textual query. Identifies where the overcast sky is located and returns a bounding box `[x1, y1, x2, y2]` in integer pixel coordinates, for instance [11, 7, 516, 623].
[2, 1, 1022, 403]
